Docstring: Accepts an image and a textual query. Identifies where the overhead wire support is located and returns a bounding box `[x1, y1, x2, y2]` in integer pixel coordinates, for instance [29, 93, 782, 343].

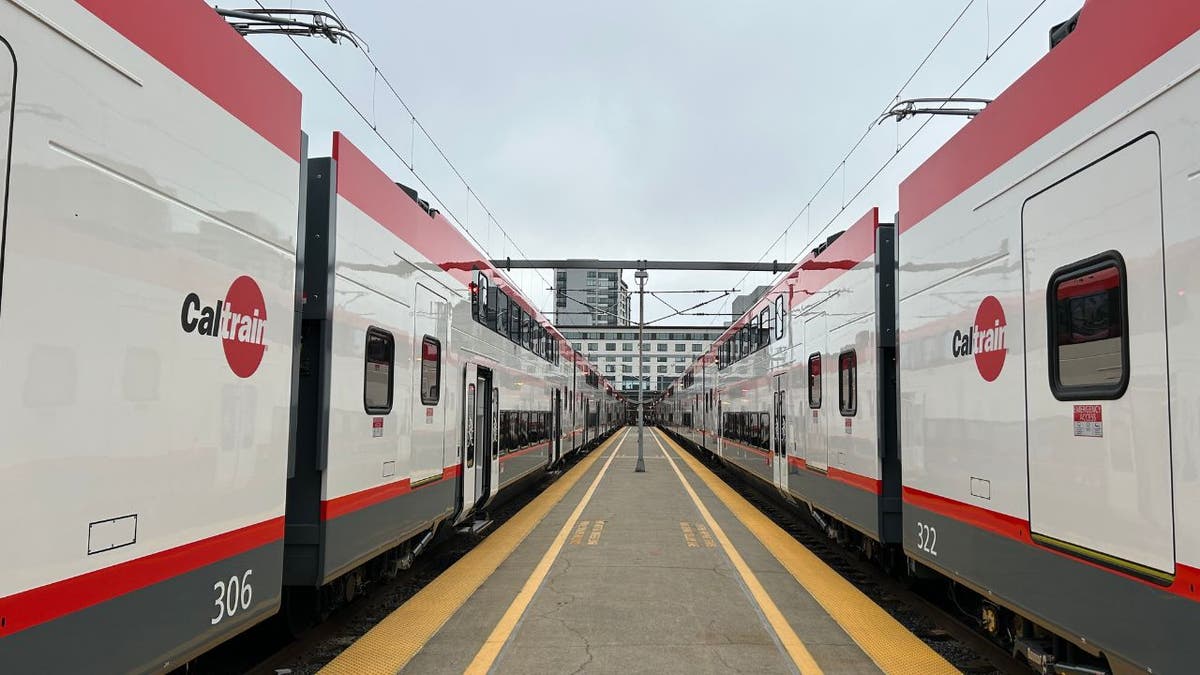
[215, 7, 364, 46]
[877, 97, 992, 124]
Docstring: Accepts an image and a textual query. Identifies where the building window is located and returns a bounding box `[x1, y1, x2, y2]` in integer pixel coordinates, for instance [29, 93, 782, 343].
[1049, 252, 1128, 399]
[623, 356, 633, 362]
[588, 343, 598, 351]
[623, 365, 632, 373]
[656, 343, 667, 352]
[657, 357, 667, 363]
[807, 353, 822, 409]
[657, 366, 668, 373]
[692, 343, 704, 352]
[420, 336, 442, 405]
[605, 364, 615, 373]
[606, 342, 616, 351]
[838, 350, 856, 416]
[675, 366, 685, 373]
[364, 327, 395, 414]
[674, 343, 686, 352]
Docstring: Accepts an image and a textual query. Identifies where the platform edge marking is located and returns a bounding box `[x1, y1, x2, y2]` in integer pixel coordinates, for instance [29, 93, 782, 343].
[657, 431, 958, 675]
[653, 432, 823, 675]
[464, 429, 628, 673]
[316, 429, 627, 675]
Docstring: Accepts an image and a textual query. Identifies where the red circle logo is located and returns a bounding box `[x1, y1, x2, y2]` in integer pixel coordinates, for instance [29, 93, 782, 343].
[973, 295, 1007, 382]
[222, 276, 268, 378]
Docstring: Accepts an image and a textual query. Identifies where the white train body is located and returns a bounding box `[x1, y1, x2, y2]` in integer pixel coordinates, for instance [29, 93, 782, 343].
[663, 2, 1200, 672]
[0, 3, 619, 672]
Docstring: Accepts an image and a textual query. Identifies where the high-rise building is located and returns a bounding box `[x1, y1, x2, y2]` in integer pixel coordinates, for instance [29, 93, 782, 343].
[554, 265, 631, 327]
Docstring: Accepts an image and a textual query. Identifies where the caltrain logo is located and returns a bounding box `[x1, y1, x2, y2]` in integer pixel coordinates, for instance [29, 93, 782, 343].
[180, 276, 268, 378]
[951, 295, 1007, 382]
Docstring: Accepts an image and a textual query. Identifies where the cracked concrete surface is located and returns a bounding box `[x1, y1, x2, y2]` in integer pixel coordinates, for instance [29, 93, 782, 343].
[402, 435, 881, 674]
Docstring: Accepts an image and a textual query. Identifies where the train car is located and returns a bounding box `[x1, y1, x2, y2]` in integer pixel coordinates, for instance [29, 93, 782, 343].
[0, 1, 304, 671]
[285, 131, 600, 607]
[0, 3, 619, 671]
[897, 1, 1200, 671]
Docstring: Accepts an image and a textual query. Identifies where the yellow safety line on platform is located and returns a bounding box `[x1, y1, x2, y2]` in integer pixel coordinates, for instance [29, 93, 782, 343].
[653, 432, 824, 675]
[656, 430, 959, 675]
[318, 429, 627, 675]
[464, 429, 627, 673]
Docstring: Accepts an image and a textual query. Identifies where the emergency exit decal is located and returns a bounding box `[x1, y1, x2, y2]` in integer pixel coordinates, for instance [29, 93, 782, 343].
[1073, 405, 1103, 438]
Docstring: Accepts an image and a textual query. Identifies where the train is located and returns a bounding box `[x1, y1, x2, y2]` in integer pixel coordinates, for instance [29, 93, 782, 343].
[659, 2, 1200, 673]
[0, 1, 622, 672]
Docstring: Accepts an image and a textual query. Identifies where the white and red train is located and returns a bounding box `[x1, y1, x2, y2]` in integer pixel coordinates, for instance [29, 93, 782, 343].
[0, 1, 620, 672]
[661, 2, 1200, 673]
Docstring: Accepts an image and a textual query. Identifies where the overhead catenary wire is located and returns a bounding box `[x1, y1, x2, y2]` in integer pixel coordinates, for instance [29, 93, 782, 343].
[710, 0, 1052, 327]
[248, 0, 553, 302]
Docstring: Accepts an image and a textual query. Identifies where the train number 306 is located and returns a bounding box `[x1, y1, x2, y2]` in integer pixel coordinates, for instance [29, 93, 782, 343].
[916, 522, 938, 556]
[211, 570, 254, 625]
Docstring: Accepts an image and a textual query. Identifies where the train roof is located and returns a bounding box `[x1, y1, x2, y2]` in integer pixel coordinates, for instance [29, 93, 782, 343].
[899, 0, 1200, 233]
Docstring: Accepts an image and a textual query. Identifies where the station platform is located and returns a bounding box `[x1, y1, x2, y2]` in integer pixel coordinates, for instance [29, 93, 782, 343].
[319, 428, 957, 675]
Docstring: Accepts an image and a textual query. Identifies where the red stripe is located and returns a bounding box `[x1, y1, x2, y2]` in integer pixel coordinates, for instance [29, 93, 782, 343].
[0, 517, 283, 636]
[902, 485, 1200, 601]
[76, 0, 301, 162]
[902, 485, 1027, 541]
[828, 466, 882, 495]
[321, 465, 459, 521]
[899, 0, 1200, 232]
[329, 133, 554, 329]
[715, 208, 878, 349]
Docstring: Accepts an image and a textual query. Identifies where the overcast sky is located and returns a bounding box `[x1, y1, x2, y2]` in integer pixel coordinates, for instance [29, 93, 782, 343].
[241, 0, 1082, 325]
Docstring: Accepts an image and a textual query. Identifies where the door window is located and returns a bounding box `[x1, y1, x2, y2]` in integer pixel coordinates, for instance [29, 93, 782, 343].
[807, 353, 822, 408]
[364, 327, 395, 413]
[420, 336, 441, 405]
[1049, 252, 1128, 399]
[839, 351, 857, 416]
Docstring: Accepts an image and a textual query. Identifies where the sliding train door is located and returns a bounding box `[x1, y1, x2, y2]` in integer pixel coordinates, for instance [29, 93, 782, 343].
[771, 375, 788, 493]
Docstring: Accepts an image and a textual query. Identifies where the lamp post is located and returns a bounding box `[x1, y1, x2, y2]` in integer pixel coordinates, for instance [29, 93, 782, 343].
[634, 268, 647, 473]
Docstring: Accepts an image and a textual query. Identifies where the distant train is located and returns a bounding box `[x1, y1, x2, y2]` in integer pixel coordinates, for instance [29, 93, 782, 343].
[0, 2, 620, 672]
[660, 2, 1200, 673]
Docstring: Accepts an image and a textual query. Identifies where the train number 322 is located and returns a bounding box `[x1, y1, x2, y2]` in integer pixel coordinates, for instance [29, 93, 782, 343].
[211, 570, 254, 625]
[916, 522, 938, 556]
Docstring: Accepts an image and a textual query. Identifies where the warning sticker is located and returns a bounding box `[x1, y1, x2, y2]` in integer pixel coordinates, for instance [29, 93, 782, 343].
[372, 417, 384, 438]
[844, 418, 852, 435]
[425, 407, 434, 424]
[1073, 405, 1103, 438]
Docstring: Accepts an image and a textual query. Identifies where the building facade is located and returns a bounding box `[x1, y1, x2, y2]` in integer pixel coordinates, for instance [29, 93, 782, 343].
[559, 325, 724, 392]
[554, 266, 631, 327]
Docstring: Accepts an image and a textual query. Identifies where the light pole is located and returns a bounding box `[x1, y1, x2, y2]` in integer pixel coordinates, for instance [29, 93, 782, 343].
[634, 268, 647, 473]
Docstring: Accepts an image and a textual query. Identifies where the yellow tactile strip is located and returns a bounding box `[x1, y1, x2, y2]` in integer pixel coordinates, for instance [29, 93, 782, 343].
[658, 431, 959, 675]
[319, 429, 627, 675]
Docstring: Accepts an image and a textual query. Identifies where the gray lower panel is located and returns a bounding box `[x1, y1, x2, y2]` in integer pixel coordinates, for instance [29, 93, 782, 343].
[904, 502, 1200, 673]
[0, 540, 283, 675]
[322, 480, 455, 583]
[498, 447, 549, 490]
[788, 467, 880, 541]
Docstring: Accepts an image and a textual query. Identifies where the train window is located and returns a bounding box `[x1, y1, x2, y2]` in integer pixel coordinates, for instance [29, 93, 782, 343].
[495, 291, 510, 338]
[1049, 252, 1129, 399]
[759, 307, 772, 347]
[420, 337, 442, 405]
[520, 411, 531, 446]
[364, 327, 395, 414]
[838, 350, 857, 416]
[807, 353, 822, 408]
[522, 311, 533, 351]
[473, 271, 489, 324]
[485, 284, 501, 331]
[773, 295, 786, 340]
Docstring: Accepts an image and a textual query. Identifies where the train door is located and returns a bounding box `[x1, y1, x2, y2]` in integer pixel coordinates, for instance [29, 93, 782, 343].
[553, 388, 562, 462]
[771, 375, 788, 493]
[582, 398, 591, 446]
[1021, 135, 1173, 580]
[456, 364, 482, 524]
[804, 314, 829, 471]
[0, 39, 12, 306]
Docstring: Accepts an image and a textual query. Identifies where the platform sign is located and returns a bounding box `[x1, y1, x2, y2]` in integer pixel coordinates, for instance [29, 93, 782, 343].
[1073, 405, 1103, 437]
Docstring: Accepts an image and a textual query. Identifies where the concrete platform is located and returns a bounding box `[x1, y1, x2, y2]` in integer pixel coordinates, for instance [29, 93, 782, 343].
[321, 428, 957, 675]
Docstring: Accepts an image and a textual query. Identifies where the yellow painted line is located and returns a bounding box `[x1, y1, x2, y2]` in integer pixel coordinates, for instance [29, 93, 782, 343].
[318, 429, 628, 675]
[586, 520, 605, 546]
[681, 521, 699, 548]
[656, 430, 959, 675]
[570, 520, 590, 546]
[651, 432, 824, 675]
[465, 429, 627, 674]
